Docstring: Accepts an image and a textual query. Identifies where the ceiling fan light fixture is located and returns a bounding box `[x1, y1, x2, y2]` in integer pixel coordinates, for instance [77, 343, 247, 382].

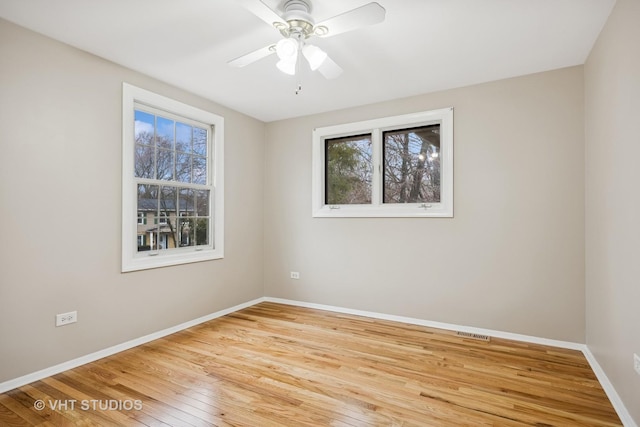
[276, 58, 297, 75]
[275, 38, 298, 60]
[302, 44, 327, 70]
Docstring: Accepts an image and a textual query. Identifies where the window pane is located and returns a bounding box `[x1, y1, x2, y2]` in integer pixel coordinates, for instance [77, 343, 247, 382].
[193, 156, 207, 184]
[137, 184, 158, 252]
[156, 117, 175, 150]
[135, 144, 154, 178]
[325, 134, 372, 205]
[195, 218, 209, 246]
[178, 217, 195, 247]
[383, 125, 441, 204]
[176, 152, 191, 183]
[159, 186, 177, 249]
[134, 110, 154, 145]
[176, 122, 191, 153]
[193, 127, 207, 156]
[178, 189, 195, 216]
[156, 149, 174, 181]
[195, 190, 209, 217]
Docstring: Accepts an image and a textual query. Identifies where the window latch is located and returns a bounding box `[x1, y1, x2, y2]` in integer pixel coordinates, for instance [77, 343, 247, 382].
[328, 205, 341, 210]
[418, 203, 432, 210]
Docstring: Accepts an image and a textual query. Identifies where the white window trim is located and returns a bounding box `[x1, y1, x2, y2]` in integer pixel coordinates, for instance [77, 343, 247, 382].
[312, 108, 453, 218]
[122, 83, 224, 272]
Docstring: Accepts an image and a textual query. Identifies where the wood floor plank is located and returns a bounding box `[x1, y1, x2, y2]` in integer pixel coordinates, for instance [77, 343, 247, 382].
[0, 302, 622, 426]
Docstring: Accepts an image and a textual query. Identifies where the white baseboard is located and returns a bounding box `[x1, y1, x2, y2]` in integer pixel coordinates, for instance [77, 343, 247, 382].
[264, 297, 636, 426]
[0, 297, 266, 394]
[582, 347, 637, 427]
[264, 297, 584, 350]
[1, 295, 635, 426]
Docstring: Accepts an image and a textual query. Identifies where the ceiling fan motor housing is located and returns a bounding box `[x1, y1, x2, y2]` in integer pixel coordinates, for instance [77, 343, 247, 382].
[283, 0, 313, 21]
[279, 0, 315, 38]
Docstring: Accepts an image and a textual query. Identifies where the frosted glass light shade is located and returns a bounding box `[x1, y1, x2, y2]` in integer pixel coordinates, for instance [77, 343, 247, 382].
[276, 38, 298, 60]
[302, 44, 328, 70]
[276, 58, 297, 75]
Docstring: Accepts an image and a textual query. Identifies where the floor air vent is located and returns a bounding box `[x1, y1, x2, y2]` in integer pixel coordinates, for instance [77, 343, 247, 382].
[456, 331, 491, 342]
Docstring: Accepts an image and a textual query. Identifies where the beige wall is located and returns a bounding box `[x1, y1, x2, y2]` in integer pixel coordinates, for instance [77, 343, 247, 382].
[0, 19, 265, 383]
[585, 0, 640, 422]
[264, 66, 586, 342]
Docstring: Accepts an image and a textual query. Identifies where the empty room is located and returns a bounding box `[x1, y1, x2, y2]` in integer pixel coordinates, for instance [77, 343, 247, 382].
[0, 0, 638, 425]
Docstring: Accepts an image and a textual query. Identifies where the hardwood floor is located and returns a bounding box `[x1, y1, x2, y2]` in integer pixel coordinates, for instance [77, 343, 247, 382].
[0, 302, 622, 426]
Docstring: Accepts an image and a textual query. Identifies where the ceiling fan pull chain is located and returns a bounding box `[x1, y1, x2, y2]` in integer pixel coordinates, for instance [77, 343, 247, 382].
[295, 67, 302, 94]
[295, 43, 303, 95]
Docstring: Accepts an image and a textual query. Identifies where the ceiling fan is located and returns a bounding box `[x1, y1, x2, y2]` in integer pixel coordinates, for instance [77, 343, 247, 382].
[229, 0, 386, 79]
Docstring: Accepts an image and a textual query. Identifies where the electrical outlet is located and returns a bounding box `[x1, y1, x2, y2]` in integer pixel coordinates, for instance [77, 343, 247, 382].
[634, 353, 640, 376]
[56, 311, 77, 327]
[290, 271, 300, 279]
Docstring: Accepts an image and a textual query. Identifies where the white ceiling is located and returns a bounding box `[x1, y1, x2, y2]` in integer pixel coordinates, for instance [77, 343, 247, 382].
[0, 0, 615, 122]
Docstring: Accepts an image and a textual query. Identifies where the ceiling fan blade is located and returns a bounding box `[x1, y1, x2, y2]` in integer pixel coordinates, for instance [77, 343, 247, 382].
[228, 44, 276, 68]
[318, 55, 343, 79]
[314, 2, 386, 38]
[238, 0, 286, 28]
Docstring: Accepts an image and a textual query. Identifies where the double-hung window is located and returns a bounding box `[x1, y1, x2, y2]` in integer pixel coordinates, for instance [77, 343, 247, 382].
[312, 108, 453, 217]
[122, 83, 224, 272]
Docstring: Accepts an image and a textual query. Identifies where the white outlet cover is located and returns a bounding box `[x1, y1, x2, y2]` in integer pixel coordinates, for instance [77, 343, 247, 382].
[56, 311, 78, 327]
[634, 353, 640, 375]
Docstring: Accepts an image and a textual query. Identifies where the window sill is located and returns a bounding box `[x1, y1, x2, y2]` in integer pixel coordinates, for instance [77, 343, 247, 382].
[122, 247, 222, 272]
[313, 204, 453, 218]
